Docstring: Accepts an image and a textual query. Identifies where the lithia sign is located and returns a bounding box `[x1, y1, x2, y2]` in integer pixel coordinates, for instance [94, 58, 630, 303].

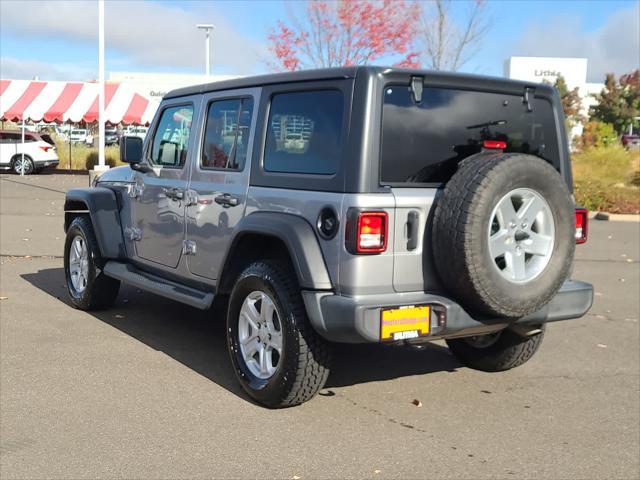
[534, 69, 561, 78]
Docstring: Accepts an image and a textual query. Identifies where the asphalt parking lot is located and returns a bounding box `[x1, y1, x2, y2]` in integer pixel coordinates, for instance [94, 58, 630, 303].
[1, 173, 639, 479]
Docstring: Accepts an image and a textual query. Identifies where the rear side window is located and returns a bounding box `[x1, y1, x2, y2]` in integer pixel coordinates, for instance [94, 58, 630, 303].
[202, 97, 254, 170]
[264, 90, 343, 175]
[150, 105, 193, 167]
[381, 86, 560, 184]
[0, 132, 20, 143]
[40, 134, 55, 145]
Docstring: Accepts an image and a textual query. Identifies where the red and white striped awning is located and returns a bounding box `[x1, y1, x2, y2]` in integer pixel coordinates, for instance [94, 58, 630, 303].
[0, 79, 160, 125]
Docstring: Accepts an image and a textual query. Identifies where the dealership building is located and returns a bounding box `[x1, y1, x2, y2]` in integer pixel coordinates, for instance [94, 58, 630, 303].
[505, 56, 604, 138]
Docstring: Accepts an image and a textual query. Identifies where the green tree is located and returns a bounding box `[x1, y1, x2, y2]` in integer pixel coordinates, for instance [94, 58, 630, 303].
[620, 70, 640, 132]
[553, 75, 584, 133]
[591, 71, 640, 134]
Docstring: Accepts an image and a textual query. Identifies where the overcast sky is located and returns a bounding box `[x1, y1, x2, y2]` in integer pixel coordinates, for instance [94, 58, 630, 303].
[1, 0, 638, 82]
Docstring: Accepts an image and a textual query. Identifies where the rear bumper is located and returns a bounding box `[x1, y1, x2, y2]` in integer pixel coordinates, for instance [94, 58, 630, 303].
[302, 280, 593, 343]
[35, 159, 59, 168]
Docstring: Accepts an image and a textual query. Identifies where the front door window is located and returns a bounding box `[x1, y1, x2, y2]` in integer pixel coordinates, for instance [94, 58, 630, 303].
[149, 105, 194, 168]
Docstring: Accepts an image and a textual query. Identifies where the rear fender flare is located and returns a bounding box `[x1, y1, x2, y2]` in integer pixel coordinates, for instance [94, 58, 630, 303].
[220, 212, 332, 291]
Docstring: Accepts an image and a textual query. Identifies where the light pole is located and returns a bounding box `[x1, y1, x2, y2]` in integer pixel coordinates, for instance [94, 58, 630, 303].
[90, 0, 108, 186]
[196, 24, 215, 78]
[97, 0, 106, 170]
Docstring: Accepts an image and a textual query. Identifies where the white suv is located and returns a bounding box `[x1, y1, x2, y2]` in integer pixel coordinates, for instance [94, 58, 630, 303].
[69, 129, 93, 145]
[122, 125, 148, 140]
[0, 130, 59, 174]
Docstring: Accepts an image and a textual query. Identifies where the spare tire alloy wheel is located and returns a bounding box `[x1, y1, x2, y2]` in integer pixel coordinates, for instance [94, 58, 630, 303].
[432, 153, 575, 318]
[488, 188, 555, 283]
[238, 290, 283, 379]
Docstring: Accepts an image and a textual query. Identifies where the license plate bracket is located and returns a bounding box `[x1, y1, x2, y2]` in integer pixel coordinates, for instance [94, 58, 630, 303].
[380, 305, 430, 341]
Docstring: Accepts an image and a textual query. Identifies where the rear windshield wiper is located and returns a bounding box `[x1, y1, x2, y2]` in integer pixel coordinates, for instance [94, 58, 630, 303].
[466, 120, 507, 130]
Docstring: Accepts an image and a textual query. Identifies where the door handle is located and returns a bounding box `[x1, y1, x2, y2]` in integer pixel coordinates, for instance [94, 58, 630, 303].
[406, 210, 419, 250]
[215, 193, 239, 208]
[163, 187, 184, 201]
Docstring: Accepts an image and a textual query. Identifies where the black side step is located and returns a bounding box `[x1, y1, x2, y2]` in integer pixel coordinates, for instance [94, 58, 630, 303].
[103, 261, 214, 310]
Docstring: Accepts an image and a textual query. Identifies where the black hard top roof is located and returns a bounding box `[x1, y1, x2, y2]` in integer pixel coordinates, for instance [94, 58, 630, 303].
[163, 66, 552, 99]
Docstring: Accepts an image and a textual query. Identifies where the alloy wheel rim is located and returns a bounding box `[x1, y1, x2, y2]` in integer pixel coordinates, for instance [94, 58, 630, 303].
[14, 158, 31, 174]
[69, 236, 90, 293]
[487, 188, 555, 284]
[238, 290, 283, 380]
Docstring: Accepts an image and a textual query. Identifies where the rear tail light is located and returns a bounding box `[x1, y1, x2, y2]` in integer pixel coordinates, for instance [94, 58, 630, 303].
[575, 208, 588, 244]
[346, 210, 388, 254]
[483, 140, 507, 150]
[39, 146, 51, 152]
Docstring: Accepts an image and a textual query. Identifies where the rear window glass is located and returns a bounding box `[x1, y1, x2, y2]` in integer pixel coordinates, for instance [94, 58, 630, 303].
[381, 86, 559, 184]
[264, 90, 343, 175]
[40, 134, 55, 145]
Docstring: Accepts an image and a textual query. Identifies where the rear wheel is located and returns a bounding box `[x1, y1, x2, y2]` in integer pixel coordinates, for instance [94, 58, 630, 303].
[446, 326, 545, 372]
[12, 155, 34, 175]
[227, 261, 331, 408]
[64, 216, 120, 310]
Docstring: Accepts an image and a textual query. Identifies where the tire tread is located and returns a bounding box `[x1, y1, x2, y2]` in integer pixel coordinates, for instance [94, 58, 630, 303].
[446, 327, 545, 372]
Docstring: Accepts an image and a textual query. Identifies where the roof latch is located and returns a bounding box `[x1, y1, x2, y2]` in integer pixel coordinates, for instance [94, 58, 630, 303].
[523, 87, 535, 112]
[411, 76, 423, 104]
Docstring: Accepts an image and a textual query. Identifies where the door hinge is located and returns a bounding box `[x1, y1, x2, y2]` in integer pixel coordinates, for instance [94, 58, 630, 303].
[185, 189, 198, 207]
[182, 240, 197, 255]
[523, 87, 535, 112]
[124, 226, 142, 241]
[128, 181, 144, 199]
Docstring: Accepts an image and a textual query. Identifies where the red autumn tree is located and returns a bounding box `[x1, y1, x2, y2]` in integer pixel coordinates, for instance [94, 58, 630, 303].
[268, 0, 419, 71]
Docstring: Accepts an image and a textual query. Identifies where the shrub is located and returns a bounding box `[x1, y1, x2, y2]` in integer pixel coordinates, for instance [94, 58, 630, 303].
[577, 121, 618, 150]
[572, 145, 640, 213]
[55, 142, 125, 170]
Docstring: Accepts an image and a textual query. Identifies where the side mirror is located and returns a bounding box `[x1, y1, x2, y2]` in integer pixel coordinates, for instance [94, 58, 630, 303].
[120, 135, 143, 164]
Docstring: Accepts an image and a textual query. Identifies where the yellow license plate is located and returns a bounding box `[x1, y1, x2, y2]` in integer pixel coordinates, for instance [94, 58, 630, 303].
[381, 305, 430, 340]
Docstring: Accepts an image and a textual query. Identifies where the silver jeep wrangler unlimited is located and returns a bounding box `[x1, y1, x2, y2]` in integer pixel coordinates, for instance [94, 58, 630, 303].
[63, 67, 593, 407]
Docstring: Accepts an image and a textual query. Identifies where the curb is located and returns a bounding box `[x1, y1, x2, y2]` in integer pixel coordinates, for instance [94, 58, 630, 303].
[589, 212, 640, 222]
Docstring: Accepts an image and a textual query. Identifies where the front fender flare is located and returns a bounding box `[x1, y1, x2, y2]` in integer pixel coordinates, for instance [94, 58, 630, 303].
[221, 212, 332, 290]
[64, 187, 126, 259]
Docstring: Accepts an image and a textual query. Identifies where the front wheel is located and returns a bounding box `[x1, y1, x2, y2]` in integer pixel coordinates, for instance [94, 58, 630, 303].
[227, 261, 331, 408]
[64, 216, 120, 310]
[446, 325, 545, 372]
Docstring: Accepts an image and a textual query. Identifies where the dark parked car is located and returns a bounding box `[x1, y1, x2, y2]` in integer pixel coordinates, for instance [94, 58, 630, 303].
[621, 133, 640, 149]
[63, 67, 593, 407]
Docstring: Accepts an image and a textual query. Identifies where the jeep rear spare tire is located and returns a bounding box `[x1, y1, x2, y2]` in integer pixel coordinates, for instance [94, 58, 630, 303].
[432, 153, 575, 318]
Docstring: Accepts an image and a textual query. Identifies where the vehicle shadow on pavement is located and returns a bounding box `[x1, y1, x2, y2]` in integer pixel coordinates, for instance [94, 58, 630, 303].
[22, 268, 462, 403]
